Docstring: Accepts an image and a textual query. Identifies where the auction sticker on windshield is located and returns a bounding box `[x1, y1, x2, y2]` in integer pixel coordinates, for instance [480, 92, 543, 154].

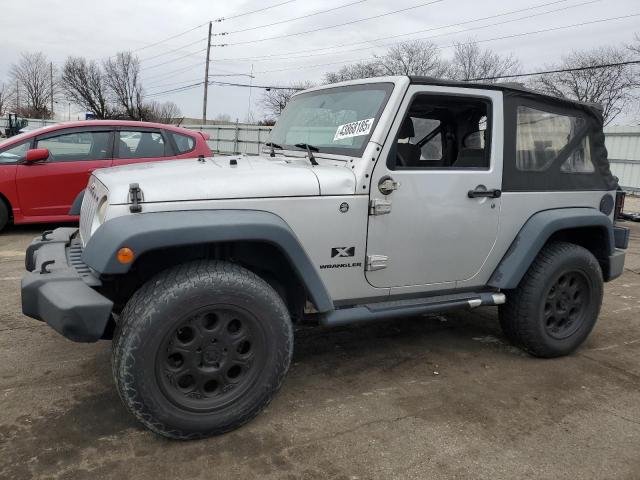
[333, 118, 375, 141]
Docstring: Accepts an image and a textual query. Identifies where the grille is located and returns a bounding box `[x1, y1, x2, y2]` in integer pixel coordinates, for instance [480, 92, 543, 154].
[79, 176, 108, 246]
[67, 238, 101, 286]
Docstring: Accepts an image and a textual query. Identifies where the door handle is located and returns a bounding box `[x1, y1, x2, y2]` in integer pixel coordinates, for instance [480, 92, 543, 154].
[468, 187, 501, 199]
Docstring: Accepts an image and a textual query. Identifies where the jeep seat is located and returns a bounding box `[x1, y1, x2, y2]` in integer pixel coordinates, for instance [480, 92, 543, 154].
[396, 117, 421, 167]
[455, 148, 486, 168]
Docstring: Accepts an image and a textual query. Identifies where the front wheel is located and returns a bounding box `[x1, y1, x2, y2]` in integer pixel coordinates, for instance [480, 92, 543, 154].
[0, 200, 8, 232]
[499, 242, 603, 358]
[112, 260, 293, 439]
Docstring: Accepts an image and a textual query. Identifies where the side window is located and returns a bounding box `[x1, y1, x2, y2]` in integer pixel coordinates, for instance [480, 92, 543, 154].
[515, 106, 594, 173]
[36, 131, 111, 162]
[171, 132, 196, 154]
[118, 131, 168, 158]
[410, 117, 443, 162]
[0, 140, 30, 164]
[390, 95, 490, 169]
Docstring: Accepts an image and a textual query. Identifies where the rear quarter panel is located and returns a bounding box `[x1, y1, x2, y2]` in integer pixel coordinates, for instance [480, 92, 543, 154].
[457, 190, 613, 289]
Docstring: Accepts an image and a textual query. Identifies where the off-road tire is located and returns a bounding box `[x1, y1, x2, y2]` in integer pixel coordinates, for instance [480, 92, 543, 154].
[112, 260, 293, 439]
[499, 241, 603, 358]
[0, 200, 9, 232]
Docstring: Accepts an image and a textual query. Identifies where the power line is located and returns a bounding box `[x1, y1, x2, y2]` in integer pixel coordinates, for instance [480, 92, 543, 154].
[224, 0, 446, 46]
[131, 24, 208, 54]
[218, 0, 602, 62]
[470, 59, 640, 81]
[216, 0, 593, 63]
[146, 79, 300, 98]
[253, 13, 640, 74]
[220, 0, 370, 35]
[139, 0, 428, 68]
[141, 48, 208, 70]
[146, 77, 204, 91]
[209, 80, 304, 90]
[129, 1, 299, 55]
[146, 81, 204, 97]
[142, 61, 206, 84]
[145, 59, 640, 98]
[139, 37, 208, 63]
[215, 0, 299, 22]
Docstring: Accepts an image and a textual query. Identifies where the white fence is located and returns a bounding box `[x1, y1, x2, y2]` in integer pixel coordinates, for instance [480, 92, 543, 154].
[0, 117, 57, 132]
[604, 126, 640, 192]
[186, 124, 273, 156]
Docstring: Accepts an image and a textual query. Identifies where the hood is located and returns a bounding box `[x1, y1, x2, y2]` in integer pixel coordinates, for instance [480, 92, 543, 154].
[94, 155, 357, 204]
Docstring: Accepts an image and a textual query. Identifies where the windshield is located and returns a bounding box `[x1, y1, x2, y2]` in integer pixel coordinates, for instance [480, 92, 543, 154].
[269, 82, 394, 157]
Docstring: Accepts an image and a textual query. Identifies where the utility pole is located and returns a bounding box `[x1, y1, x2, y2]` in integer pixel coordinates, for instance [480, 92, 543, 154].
[202, 21, 213, 125]
[50, 62, 54, 119]
[16, 81, 19, 113]
[246, 63, 254, 123]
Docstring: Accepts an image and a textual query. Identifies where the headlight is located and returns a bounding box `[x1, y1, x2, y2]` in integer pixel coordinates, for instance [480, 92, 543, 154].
[97, 197, 108, 224]
[90, 196, 108, 235]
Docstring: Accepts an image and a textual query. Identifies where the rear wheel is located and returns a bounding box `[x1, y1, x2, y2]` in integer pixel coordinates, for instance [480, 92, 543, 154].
[112, 260, 293, 439]
[0, 200, 9, 232]
[499, 242, 603, 358]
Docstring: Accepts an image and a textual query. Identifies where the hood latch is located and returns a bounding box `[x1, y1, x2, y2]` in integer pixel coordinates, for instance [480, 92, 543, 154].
[129, 183, 143, 213]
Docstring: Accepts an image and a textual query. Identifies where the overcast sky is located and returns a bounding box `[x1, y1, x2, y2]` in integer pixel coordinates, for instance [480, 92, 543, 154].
[1, 0, 638, 123]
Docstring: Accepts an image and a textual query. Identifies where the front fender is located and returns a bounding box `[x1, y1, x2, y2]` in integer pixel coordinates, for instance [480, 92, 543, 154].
[488, 208, 615, 289]
[82, 210, 333, 312]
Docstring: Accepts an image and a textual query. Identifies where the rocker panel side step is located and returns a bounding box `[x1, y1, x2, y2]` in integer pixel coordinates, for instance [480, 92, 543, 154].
[320, 292, 505, 328]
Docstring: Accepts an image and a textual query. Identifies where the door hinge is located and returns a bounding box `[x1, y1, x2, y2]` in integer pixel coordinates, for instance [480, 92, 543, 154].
[369, 198, 392, 215]
[366, 254, 389, 271]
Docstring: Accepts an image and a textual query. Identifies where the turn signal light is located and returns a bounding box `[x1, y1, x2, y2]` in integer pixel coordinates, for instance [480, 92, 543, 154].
[117, 247, 135, 264]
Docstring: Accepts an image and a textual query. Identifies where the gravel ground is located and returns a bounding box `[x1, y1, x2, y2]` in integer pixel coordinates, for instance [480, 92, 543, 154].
[1, 222, 639, 480]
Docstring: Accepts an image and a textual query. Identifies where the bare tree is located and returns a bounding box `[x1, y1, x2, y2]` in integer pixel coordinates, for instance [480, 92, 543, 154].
[377, 40, 450, 77]
[143, 100, 182, 124]
[61, 56, 112, 119]
[627, 32, 640, 56]
[531, 46, 639, 124]
[324, 61, 383, 83]
[215, 113, 233, 123]
[10, 52, 55, 118]
[103, 52, 144, 120]
[0, 83, 12, 116]
[450, 40, 520, 81]
[260, 81, 315, 117]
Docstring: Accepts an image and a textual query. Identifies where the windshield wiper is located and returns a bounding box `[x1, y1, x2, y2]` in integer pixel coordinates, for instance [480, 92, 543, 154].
[265, 142, 283, 157]
[294, 143, 319, 166]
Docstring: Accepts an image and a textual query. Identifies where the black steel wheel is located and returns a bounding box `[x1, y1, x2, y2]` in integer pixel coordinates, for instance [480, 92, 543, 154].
[500, 242, 603, 358]
[112, 260, 293, 439]
[543, 272, 591, 341]
[157, 305, 267, 413]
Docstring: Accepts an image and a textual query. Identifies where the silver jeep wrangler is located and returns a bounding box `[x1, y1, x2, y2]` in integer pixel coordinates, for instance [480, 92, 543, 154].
[22, 76, 629, 439]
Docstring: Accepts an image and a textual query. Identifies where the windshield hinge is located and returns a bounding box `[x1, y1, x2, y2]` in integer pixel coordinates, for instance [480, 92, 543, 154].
[366, 255, 389, 271]
[369, 198, 392, 215]
[129, 183, 143, 213]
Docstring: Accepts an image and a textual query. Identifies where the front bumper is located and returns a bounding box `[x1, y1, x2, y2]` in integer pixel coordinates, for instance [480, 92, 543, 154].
[21, 228, 113, 342]
[606, 249, 626, 282]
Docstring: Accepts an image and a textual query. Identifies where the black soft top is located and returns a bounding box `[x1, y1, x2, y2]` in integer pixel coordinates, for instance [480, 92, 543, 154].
[409, 76, 603, 114]
[409, 76, 617, 192]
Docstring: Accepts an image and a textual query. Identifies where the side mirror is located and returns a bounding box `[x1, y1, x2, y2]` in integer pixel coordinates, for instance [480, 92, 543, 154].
[25, 148, 50, 163]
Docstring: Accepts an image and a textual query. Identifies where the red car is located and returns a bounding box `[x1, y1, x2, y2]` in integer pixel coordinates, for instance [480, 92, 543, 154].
[0, 120, 212, 231]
